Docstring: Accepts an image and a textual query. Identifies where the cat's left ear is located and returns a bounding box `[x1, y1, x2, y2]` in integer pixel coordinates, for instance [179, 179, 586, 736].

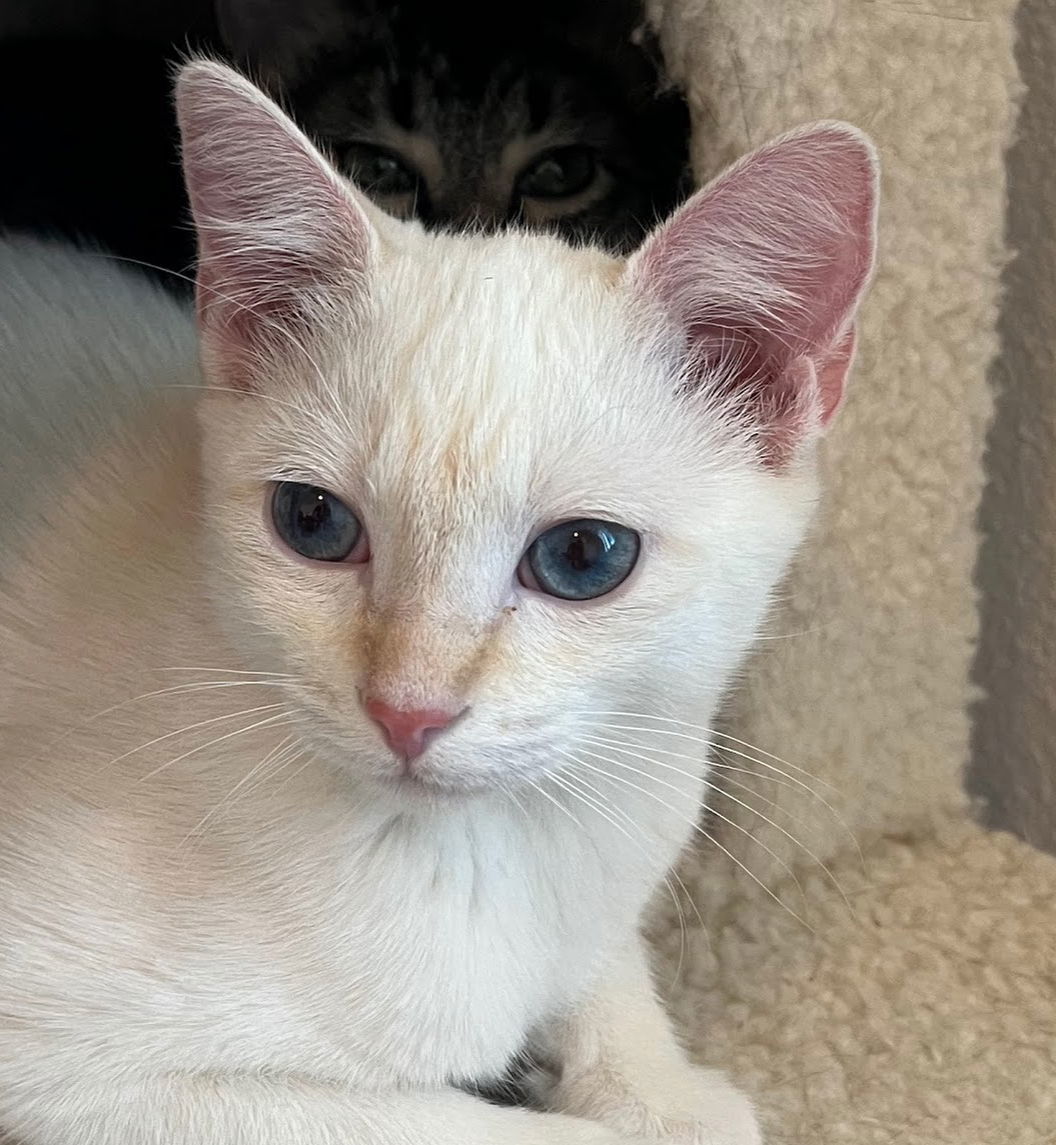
[626, 122, 878, 467]
[176, 59, 380, 389]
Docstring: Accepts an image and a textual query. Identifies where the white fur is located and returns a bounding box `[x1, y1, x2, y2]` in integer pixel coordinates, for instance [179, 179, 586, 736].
[0, 62, 875, 1145]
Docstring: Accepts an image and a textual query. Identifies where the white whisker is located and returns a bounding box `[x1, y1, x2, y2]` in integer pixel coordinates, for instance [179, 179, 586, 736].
[158, 667, 298, 678]
[47, 677, 301, 754]
[136, 710, 305, 785]
[178, 734, 303, 850]
[267, 749, 320, 793]
[583, 730, 822, 804]
[523, 776, 588, 835]
[587, 731, 820, 813]
[572, 743, 808, 912]
[549, 766, 689, 985]
[499, 781, 533, 825]
[710, 744, 864, 869]
[573, 711, 839, 792]
[578, 736, 852, 912]
[93, 702, 290, 775]
[552, 763, 710, 978]
[554, 762, 708, 933]
[577, 718, 863, 868]
[564, 749, 812, 932]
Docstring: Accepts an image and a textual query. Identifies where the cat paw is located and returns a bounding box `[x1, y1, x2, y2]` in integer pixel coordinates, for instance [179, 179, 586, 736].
[550, 1065, 761, 1145]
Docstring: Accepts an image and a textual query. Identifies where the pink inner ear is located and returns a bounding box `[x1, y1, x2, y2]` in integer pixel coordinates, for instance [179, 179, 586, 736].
[176, 61, 372, 387]
[630, 123, 877, 465]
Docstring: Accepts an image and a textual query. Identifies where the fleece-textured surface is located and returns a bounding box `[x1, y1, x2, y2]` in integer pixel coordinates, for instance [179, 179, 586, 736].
[656, 815, 1056, 1144]
[644, 2, 1056, 1141]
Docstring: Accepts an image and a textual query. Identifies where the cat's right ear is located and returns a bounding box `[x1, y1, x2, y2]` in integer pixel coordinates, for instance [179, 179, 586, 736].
[626, 122, 878, 468]
[176, 59, 377, 390]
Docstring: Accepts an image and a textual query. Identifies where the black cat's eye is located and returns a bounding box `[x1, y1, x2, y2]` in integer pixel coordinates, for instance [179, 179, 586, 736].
[520, 519, 640, 601]
[516, 146, 598, 200]
[271, 482, 366, 563]
[340, 143, 419, 196]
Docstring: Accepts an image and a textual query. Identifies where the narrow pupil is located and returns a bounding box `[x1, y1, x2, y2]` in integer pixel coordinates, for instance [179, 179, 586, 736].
[300, 494, 329, 533]
[567, 533, 590, 571]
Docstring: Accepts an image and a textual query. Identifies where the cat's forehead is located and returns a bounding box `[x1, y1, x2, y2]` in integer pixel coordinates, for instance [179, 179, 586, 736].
[368, 233, 623, 382]
[366, 237, 638, 444]
[281, 234, 687, 522]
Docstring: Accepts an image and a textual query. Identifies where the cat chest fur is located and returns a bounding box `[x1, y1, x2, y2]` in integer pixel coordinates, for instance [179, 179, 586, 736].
[2, 770, 655, 1093]
[259, 803, 637, 1087]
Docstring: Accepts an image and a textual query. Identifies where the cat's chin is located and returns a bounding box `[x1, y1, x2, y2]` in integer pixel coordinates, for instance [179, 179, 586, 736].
[377, 770, 495, 802]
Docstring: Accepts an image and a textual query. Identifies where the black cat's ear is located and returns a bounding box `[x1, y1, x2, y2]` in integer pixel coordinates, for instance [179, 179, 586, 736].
[216, 0, 353, 87]
[626, 122, 878, 467]
[176, 60, 381, 390]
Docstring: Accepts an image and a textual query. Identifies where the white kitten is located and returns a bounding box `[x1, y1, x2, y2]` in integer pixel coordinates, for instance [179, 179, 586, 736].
[0, 62, 876, 1145]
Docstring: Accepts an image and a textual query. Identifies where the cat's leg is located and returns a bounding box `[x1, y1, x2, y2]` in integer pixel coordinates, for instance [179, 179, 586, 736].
[4, 1075, 641, 1145]
[534, 937, 762, 1145]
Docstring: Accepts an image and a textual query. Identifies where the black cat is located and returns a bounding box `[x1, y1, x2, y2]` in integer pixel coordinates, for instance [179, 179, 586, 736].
[220, 0, 691, 251]
[0, 1, 690, 289]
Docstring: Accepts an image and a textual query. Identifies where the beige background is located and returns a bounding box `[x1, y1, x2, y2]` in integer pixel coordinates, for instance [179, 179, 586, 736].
[971, 0, 1056, 855]
[644, 8, 1056, 1141]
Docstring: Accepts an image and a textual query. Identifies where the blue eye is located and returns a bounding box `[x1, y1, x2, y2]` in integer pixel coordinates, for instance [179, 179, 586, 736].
[521, 518, 640, 601]
[271, 482, 365, 563]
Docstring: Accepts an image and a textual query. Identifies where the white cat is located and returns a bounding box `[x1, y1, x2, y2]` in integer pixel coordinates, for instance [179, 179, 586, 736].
[0, 61, 876, 1145]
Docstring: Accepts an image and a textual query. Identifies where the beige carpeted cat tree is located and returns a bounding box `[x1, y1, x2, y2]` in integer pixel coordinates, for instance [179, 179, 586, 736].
[643, 2, 1056, 1141]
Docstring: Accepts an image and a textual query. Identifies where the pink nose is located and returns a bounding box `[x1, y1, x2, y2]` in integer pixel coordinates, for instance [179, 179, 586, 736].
[364, 698, 462, 761]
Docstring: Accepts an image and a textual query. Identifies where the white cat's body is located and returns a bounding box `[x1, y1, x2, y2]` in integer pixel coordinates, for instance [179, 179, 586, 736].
[0, 235, 682, 1084]
[0, 63, 876, 1145]
[0, 233, 731, 1143]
